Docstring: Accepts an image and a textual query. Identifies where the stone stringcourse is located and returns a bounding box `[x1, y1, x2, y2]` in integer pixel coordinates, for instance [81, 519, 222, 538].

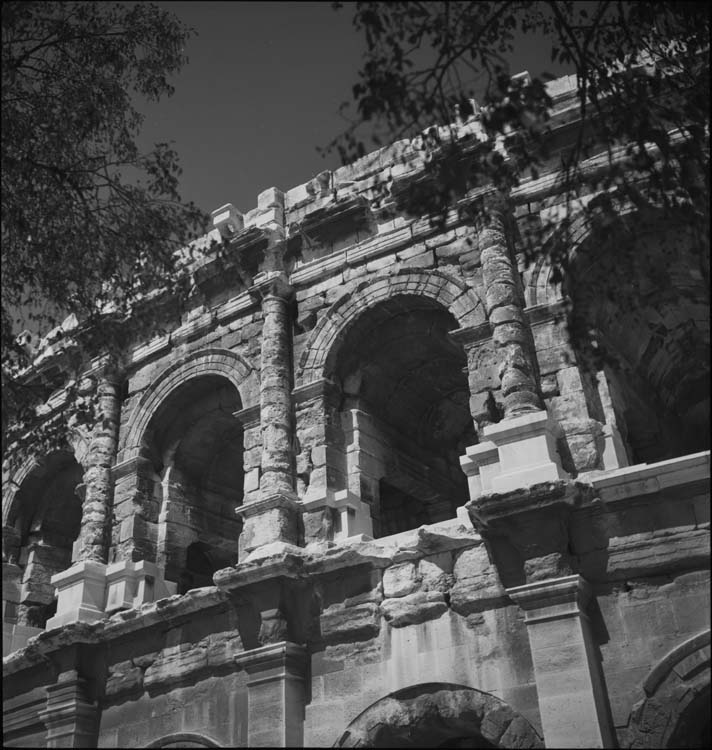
[2, 67, 710, 749]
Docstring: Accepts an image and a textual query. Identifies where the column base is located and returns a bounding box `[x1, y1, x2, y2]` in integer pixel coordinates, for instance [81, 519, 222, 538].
[237, 493, 301, 558]
[302, 489, 373, 540]
[46, 561, 107, 629]
[104, 559, 176, 613]
[461, 410, 568, 499]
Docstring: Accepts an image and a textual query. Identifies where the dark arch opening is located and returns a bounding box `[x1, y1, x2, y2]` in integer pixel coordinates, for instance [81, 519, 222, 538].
[566, 212, 710, 464]
[9, 451, 83, 627]
[335, 682, 543, 748]
[667, 685, 711, 749]
[143, 375, 244, 590]
[329, 295, 475, 538]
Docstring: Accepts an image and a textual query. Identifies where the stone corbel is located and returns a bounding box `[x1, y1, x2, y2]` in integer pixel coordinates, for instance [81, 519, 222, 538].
[467, 479, 593, 588]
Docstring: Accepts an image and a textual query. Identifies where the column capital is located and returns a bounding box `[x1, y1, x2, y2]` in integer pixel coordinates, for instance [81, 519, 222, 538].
[235, 641, 308, 747]
[506, 574, 592, 621]
[236, 493, 300, 519]
[234, 640, 308, 679]
[250, 272, 293, 302]
[39, 671, 99, 748]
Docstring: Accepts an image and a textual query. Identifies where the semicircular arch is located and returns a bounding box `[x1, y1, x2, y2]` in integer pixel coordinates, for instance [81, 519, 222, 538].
[120, 348, 256, 461]
[3, 456, 41, 527]
[145, 732, 222, 748]
[335, 682, 543, 748]
[296, 269, 485, 388]
[2, 448, 81, 529]
[526, 200, 674, 307]
[626, 629, 711, 748]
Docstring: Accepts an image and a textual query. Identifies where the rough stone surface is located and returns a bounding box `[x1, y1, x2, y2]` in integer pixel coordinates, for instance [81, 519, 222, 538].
[2, 76, 710, 750]
[380, 591, 448, 627]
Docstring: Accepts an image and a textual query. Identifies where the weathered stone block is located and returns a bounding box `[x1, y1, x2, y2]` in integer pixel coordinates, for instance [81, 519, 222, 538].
[380, 591, 448, 627]
[382, 562, 419, 598]
[419, 552, 454, 592]
[320, 602, 380, 644]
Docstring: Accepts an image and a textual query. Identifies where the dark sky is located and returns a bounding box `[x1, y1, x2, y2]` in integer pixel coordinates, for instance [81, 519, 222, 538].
[137, 2, 366, 216]
[137, 2, 572, 218]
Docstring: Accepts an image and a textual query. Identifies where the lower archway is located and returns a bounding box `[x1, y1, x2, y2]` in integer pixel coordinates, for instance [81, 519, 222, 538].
[625, 630, 710, 749]
[146, 732, 221, 748]
[335, 683, 543, 748]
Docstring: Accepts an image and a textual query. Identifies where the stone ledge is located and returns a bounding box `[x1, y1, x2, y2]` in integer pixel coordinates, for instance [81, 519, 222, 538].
[2, 586, 228, 676]
[590, 450, 710, 504]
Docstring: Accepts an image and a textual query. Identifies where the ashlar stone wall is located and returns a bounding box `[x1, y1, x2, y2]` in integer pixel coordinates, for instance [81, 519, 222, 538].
[3, 76, 710, 749]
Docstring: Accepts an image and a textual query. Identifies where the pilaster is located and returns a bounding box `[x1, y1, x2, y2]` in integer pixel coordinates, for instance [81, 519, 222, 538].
[39, 670, 100, 748]
[235, 641, 309, 747]
[507, 575, 615, 748]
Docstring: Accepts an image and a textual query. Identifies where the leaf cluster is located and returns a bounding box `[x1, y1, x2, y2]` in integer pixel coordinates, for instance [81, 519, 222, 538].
[329, 2, 709, 235]
[2, 1, 208, 377]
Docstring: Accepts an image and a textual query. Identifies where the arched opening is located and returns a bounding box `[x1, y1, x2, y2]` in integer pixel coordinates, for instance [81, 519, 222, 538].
[627, 630, 710, 749]
[142, 375, 244, 592]
[329, 295, 475, 538]
[666, 684, 711, 749]
[335, 682, 543, 748]
[145, 732, 221, 748]
[8, 451, 83, 627]
[566, 212, 710, 464]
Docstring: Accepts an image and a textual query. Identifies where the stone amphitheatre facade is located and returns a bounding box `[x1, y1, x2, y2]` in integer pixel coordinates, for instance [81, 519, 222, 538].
[2, 72, 710, 748]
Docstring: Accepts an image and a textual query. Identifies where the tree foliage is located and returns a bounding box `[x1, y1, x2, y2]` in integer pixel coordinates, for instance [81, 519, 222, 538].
[330, 0, 710, 384]
[1, 1, 206, 374]
[330, 1, 709, 242]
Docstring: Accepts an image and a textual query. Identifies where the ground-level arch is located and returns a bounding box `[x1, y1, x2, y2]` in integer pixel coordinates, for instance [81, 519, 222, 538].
[335, 682, 543, 748]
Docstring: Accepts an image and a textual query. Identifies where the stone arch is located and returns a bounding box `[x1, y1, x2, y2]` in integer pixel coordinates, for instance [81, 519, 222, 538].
[2, 450, 84, 627]
[145, 732, 222, 748]
[120, 348, 256, 461]
[529, 203, 710, 463]
[296, 272, 480, 539]
[296, 269, 485, 388]
[3, 456, 41, 528]
[335, 682, 543, 748]
[625, 629, 711, 748]
[525, 200, 642, 308]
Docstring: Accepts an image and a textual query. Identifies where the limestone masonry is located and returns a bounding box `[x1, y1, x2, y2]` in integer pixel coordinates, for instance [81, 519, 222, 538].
[3, 71, 710, 748]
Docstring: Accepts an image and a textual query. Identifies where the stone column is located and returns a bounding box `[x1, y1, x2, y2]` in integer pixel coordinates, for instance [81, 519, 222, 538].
[238, 273, 301, 557]
[235, 641, 308, 747]
[75, 374, 121, 563]
[478, 193, 541, 418]
[39, 669, 100, 748]
[507, 575, 615, 749]
[49, 372, 122, 628]
[460, 194, 567, 496]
